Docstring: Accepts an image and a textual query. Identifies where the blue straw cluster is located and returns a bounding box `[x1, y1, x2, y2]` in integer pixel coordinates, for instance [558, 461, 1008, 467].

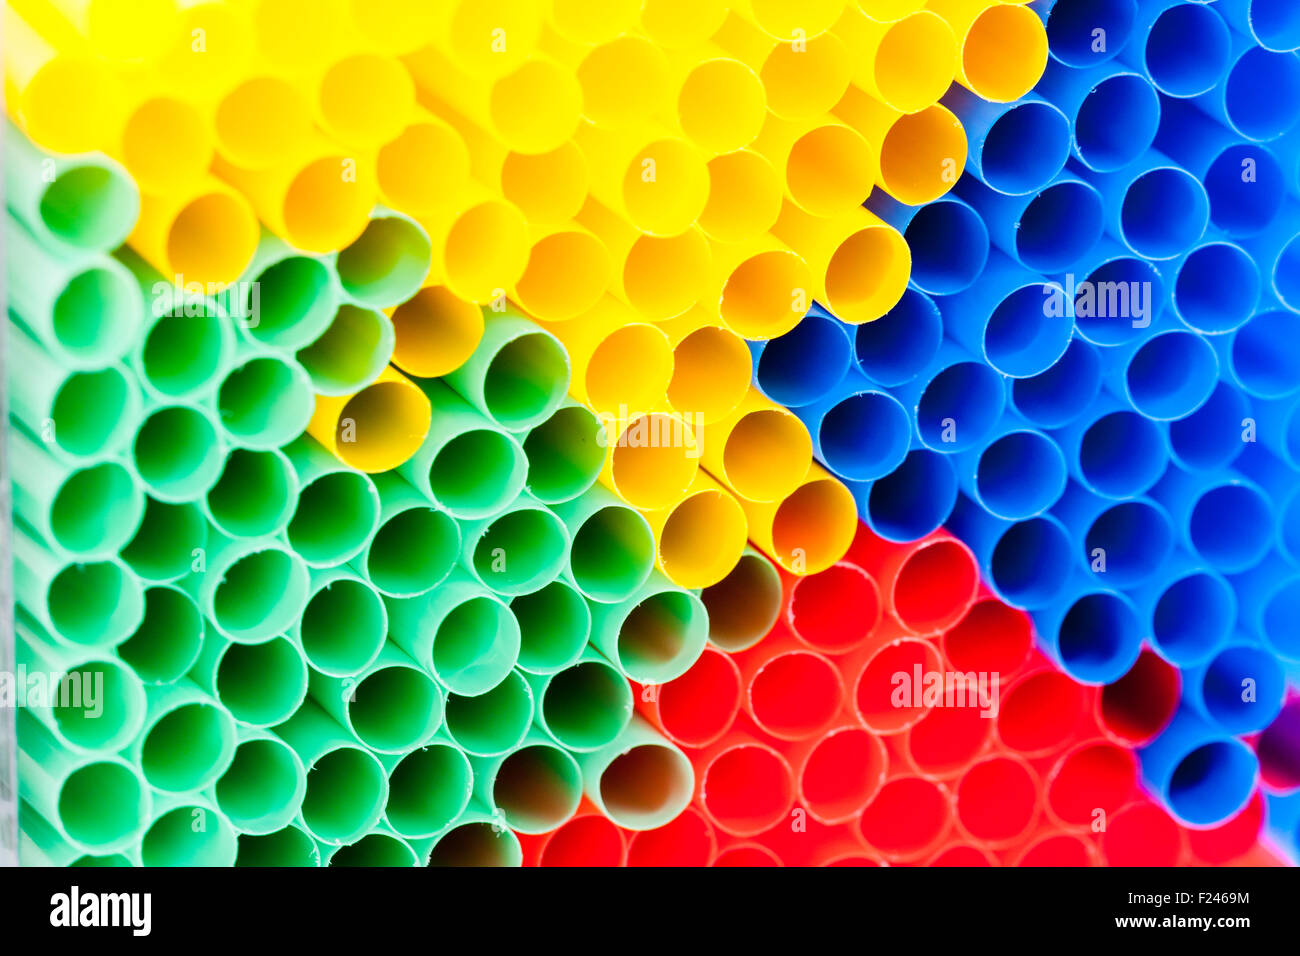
[751, 0, 1300, 835]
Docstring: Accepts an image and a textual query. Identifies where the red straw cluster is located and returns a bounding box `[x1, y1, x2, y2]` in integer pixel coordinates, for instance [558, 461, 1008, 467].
[520, 525, 1283, 866]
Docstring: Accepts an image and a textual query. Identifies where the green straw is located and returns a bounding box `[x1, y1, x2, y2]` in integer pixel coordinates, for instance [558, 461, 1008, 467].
[443, 669, 535, 757]
[355, 471, 460, 597]
[204, 446, 299, 538]
[129, 679, 237, 793]
[470, 728, 582, 834]
[510, 578, 591, 674]
[385, 567, 521, 696]
[551, 484, 656, 603]
[131, 401, 227, 502]
[380, 738, 474, 839]
[14, 525, 144, 647]
[332, 208, 432, 309]
[423, 804, 523, 866]
[397, 379, 527, 520]
[190, 632, 308, 728]
[290, 566, 388, 677]
[8, 324, 141, 460]
[10, 425, 144, 558]
[699, 547, 783, 652]
[459, 491, 570, 596]
[273, 700, 389, 846]
[522, 399, 605, 504]
[235, 824, 321, 867]
[309, 641, 444, 753]
[321, 827, 420, 867]
[119, 497, 207, 583]
[17, 711, 150, 854]
[526, 645, 633, 752]
[116, 583, 205, 683]
[226, 232, 337, 352]
[211, 728, 307, 836]
[443, 311, 570, 433]
[7, 213, 143, 367]
[194, 530, 309, 643]
[5, 122, 138, 253]
[16, 609, 146, 752]
[19, 801, 133, 866]
[136, 793, 238, 867]
[214, 349, 314, 450]
[578, 714, 695, 831]
[134, 304, 235, 403]
[295, 302, 395, 396]
[588, 572, 709, 683]
[284, 435, 382, 567]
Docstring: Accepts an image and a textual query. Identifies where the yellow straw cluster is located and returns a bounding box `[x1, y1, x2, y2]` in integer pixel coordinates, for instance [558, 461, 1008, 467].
[4, 0, 1048, 588]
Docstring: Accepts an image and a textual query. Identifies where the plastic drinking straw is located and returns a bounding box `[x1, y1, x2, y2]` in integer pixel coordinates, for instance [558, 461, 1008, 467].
[858, 447, 960, 543]
[659, 316, 752, 427]
[699, 386, 812, 503]
[14, 526, 144, 647]
[996, 662, 1095, 756]
[17, 713, 149, 855]
[377, 109, 470, 215]
[236, 827, 322, 868]
[1044, 738, 1140, 828]
[637, 0, 727, 48]
[742, 465, 855, 576]
[1131, 552, 1237, 667]
[799, 371, 913, 483]
[127, 679, 237, 794]
[190, 633, 309, 729]
[925, 0, 1047, 102]
[214, 350, 315, 450]
[836, 6, 956, 113]
[537, 300, 672, 412]
[786, 560, 881, 655]
[221, 234, 336, 352]
[525, 645, 634, 752]
[521, 400, 604, 505]
[1139, 704, 1259, 826]
[877, 194, 989, 297]
[902, 691, 995, 779]
[517, 798, 628, 867]
[274, 699, 389, 846]
[1231, 306, 1300, 401]
[203, 447, 298, 540]
[550, 484, 656, 603]
[625, 806, 718, 867]
[417, 187, 531, 305]
[1054, 478, 1176, 584]
[575, 201, 702, 322]
[642, 468, 748, 589]
[1030, 577, 1146, 684]
[1184, 641, 1286, 735]
[698, 548, 783, 653]
[310, 641, 444, 753]
[1167, 241, 1261, 334]
[588, 572, 709, 683]
[115, 583, 204, 685]
[309, 366, 432, 474]
[1055, 395, 1164, 499]
[15, 612, 145, 753]
[131, 401, 227, 503]
[1107, 327, 1219, 420]
[214, 133, 377, 255]
[751, 305, 851, 409]
[294, 303, 395, 398]
[1118, 0, 1230, 98]
[128, 175, 260, 289]
[119, 497, 206, 584]
[637, 644, 742, 749]
[331, 208, 431, 309]
[287, 566, 386, 678]
[10, 429, 142, 559]
[888, 338, 1004, 453]
[503, 580, 587, 677]
[212, 729, 307, 836]
[941, 592, 1033, 676]
[7, 327, 140, 460]
[314, 51, 415, 149]
[512, 226, 613, 323]
[389, 284, 482, 380]
[953, 419, 1067, 521]
[578, 714, 694, 831]
[862, 530, 979, 634]
[422, 805, 523, 867]
[194, 530, 309, 643]
[790, 724, 887, 825]
[1154, 96, 1284, 237]
[322, 828, 422, 867]
[4, 122, 137, 253]
[1044, 0, 1136, 67]
[752, 114, 877, 218]
[1057, 241, 1164, 349]
[1187, 792, 1269, 865]
[115, 88, 214, 198]
[470, 729, 583, 834]
[128, 297, 236, 408]
[698, 149, 782, 244]
[1008, 339, 1101, 433]
[963, 172, 1105, 275]
[858, 773, 954, 862]
[442, 668, 535, 758]
[1098, 650, 1183, 746]
[664, 53, 765, 156]
[847, 289, 937, 390]
[1152, 469, 1274, 573]
[945, 497, 1073, 609]
[1036, 59, 1160, 173]
[2, 6, 120, 153]
[600, 410, 704, 513]
[380, 739, 474, 839]
[1200, 36, 1300, 142]
[458, 491, 571, 596]
[1090, 149, 1210, 260]
[736, 634, 844, 740]
[282, 435, 381, 567]
[212, 73, 314, 170]
[7, 217, 141, 369]
[443, 311, 570, 433]
[945, 87, 1069, 196]
[353, 472, 459, 598]
[709, 236, 813, 340]
[955, 754, 1042, 848]
[496, 141, 589, 228]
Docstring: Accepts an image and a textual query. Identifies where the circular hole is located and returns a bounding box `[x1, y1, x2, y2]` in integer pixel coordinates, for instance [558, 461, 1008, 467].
[1099, 649, 1180, 744]
[366, 506, 458, 597]
[598, 744, 694, 830]
[942, 598, 1033, 676]
[541, 660, 631, 752]
[443, 672, 533, 756]
[1047, 0, 1135, 67]
[141, 703, 233, 792]
[470, 507, 568, 595]
[1225, 46, 1300, 140]
[1189, 483, 1272, 572]
[385, 745, 472, 838]
[980, 102, 1070, 195]
[788, 563, 879, 654]
[749, 652, 842, 740]
[492, 744, 581, 834]
[210, 547, 306, 640]
[1057, 591, 1143, 684]
[976, 430, 1067, 519]
[626, 808, 715, 867]
[1016, 180, 1104, 273]
[656, 648, 740, 748]
[52, 264, 138, 362]
[1074, 72, 1159, 171]
[699, 551, 783, 653]
[904, 199, 988, 296]
[133, 405, 223, 500]
[956, 757, 1038, 844]
[1233, 309, 1300, 399]
[537, 815, 625, 867]
[999, 671, 1085, 754]
[1205, 144, 1285, 236]
[801, 728, 886, 823]
[214, 638, 307, 727]
[349, 666, 441, 752]
[300, 747, 386, 844]
[819, 391, 911, 482]
[1070, 256, 1163, 347]
[48, 560, 142, 646]
[1011, 338, 1102, 428]
[756, 314, 851, 409]
[1079, 411, 1165, 497]
[1175, 243, 1259, 333]
[1153, 573, 1236, 666]
[894, 540, 977, 633]
[49, 462, 141, 556]
[1120, 167, 1209, 260]
[117, 585, 203, 685]
[1168, 741, 1258, 827]
[1084, 501, 1173, 588]
[432, 597, 519, 696]
[1126, 331, 1217, 419]
[1144, 3, 1230, 97]
[701, 744, 794, 836]
[855, 287, 942, 387]
[989, 516, 1073, 609]
[859, 777, 949, 859]
[918, 362, 1003, 451]
[984, 285, 1074, 378]
[298, 578, 386, 676]
[866, 449, 958, 543]
[217, 356, 312, 448]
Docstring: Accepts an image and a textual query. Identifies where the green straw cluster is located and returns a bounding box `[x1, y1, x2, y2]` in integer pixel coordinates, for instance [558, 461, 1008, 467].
[8, 129, 706, 865]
